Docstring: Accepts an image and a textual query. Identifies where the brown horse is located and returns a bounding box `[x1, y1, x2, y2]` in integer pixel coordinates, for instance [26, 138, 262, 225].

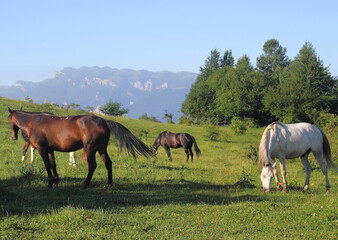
[151, 131, 201, 162]
[8, 108, 153, 189]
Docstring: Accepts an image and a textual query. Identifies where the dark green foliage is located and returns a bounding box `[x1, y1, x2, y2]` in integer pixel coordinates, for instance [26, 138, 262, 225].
[230, 117, 247, 135]
[232, 169, 255, 188]
[315, 112, 338, 133]
[163, 111, 175, 124]
[99, 99, 128, 116]
[181, 39, 337, 126]
[244, 145, 258, 165]
[205, 125, 220, 141]
[138, 113, 160, 122]
[263, 42, 336, 123]
[221, 49, 235, 67]
[256, 39, 290, 74]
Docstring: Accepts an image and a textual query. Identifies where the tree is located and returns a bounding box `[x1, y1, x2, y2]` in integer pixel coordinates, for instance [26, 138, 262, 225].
[221, 49, 235, 67]
[213, 58, 268, 125]
[139, 113, 160, 122]
[163, 111, 175, 124]
[99, 99, 128, 116]
[263, 42, 336, 122]
[198, 49, 222, 82]
[181, 49, 222, 123]
[256, 39, 290, 73]
[256, 39, 290, 88]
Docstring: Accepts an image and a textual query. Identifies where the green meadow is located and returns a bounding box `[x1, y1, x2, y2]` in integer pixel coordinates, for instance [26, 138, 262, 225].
[0, 97, 337, 239]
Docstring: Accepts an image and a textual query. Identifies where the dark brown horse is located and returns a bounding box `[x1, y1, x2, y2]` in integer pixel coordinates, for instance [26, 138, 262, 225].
[151, 131, 201, 162]
[8, 108, 153, 189]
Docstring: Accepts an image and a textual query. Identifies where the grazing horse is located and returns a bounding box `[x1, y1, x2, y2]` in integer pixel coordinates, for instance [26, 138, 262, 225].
[151, 131, 201, 162]
[8, 108, 153, 189]
[21, 131, 76, 166]
[258, 122, 335, 193]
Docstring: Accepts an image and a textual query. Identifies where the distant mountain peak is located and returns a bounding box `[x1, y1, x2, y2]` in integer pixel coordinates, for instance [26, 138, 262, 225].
[0, 66, 197, 122]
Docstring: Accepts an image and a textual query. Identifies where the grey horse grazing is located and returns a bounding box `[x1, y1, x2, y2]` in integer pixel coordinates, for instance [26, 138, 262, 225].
[151, 131, 201, 162]
[259, 122, 335, 193]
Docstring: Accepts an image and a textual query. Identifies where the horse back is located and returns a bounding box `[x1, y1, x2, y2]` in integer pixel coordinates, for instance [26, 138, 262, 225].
[270, 122, 323, 158]
[29, 114, 109, 152]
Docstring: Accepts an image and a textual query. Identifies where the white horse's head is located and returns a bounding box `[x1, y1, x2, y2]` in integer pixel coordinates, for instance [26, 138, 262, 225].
[260, 162, 276, 192]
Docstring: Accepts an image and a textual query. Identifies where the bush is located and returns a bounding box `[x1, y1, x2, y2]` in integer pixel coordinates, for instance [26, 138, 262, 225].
[205, 125, 220, 141]
[244, 145, 258, 165]
[315, 112, 338, 133]
[230, 117, 247, 135]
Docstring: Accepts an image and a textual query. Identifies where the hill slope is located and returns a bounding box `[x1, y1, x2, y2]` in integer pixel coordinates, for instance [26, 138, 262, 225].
[0, 98, 337, 239]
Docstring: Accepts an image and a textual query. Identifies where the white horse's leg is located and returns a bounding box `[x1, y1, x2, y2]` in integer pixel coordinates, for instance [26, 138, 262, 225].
[279, 157, 287, 192]
[313, 152, 330, 192]
[30, 146, 35, 164]
[301, 153, 311, 191]
[69, 152, 76, 166]
[271, 160, 281, 191]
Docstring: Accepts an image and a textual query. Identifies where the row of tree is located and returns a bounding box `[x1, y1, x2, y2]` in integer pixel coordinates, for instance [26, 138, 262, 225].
[181, 39, 338, 126]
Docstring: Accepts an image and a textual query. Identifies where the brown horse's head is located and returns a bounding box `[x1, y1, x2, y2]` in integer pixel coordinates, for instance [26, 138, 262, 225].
[8, 107, 20, 140]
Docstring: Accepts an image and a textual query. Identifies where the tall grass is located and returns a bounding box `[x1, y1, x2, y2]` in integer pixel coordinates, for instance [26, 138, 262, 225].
[0, 97, 337, 239]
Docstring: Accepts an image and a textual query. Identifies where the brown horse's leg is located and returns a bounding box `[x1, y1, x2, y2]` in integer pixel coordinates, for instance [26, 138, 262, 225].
[189, 147, 194, 162]
[184, 148, 189, 162]
[82, 148, 97, 189]
[98, 148, 113, 190]
[38, 148, 55, 188]
[164, 146, 172, 161]
[48, 152, 59, 187]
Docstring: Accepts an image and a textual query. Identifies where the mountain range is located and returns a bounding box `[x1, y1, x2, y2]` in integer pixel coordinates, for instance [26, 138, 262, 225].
[0, 67, 197, 122]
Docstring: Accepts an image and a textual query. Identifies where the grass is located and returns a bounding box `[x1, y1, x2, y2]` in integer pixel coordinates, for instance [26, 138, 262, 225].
[0, 97, 337, 239]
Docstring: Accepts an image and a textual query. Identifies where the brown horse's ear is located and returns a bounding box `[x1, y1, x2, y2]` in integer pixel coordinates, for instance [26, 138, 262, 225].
[8, 107, 13, 113]
[20, 106, 23, 111]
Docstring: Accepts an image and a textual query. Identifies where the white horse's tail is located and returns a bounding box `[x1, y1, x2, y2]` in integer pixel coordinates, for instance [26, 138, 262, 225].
[320, 130, 336, 168]
[258, 122, 277, 168]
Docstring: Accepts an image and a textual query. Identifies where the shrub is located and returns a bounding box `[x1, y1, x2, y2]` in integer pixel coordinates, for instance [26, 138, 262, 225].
[205, 125, 220, 141]
[244, 145, 258, 165]
[230, 117, 247, 135]
[315, 112, 338, 133]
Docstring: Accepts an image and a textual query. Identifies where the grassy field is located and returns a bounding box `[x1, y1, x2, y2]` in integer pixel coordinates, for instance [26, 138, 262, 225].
[0, 97, 337, 239]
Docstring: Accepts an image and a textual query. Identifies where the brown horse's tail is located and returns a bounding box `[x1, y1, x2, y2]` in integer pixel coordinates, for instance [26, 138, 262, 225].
[192, 136, 201, 157]
[105, 120, 153, 159]
[320, 129, 336, 168]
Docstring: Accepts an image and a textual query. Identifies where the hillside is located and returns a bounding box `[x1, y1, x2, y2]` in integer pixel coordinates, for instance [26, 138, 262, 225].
[0, 67, 197, 122]
[0, 98, 337, 239]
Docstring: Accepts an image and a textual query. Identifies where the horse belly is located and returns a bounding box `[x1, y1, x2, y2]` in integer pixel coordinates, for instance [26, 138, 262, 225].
[272, 142, 310, 159]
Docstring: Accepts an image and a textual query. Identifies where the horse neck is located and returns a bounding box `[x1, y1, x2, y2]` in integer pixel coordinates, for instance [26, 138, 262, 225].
[152, 138, 161, 149]
[258, 125, 275, 167]
[13, 112, 34, 135]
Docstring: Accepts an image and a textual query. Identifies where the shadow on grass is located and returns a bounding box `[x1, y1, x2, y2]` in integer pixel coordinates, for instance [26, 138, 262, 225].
[0, 175, 265, 216]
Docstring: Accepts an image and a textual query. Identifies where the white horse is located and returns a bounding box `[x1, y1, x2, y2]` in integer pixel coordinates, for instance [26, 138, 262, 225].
[258, 122, 334, 193]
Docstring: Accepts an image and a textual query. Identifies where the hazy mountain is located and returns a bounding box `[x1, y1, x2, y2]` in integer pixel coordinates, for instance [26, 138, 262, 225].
[0, 67, 197, 122]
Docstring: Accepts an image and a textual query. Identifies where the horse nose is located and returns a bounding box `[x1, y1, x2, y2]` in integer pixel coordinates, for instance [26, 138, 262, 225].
[264, 188, 270, 193]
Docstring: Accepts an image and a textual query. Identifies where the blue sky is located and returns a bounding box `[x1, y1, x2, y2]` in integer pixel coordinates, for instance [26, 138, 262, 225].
[1, 0, 337, 86]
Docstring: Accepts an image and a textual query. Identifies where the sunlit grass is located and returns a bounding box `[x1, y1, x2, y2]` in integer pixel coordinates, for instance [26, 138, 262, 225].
[1, 97, 337, 239]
